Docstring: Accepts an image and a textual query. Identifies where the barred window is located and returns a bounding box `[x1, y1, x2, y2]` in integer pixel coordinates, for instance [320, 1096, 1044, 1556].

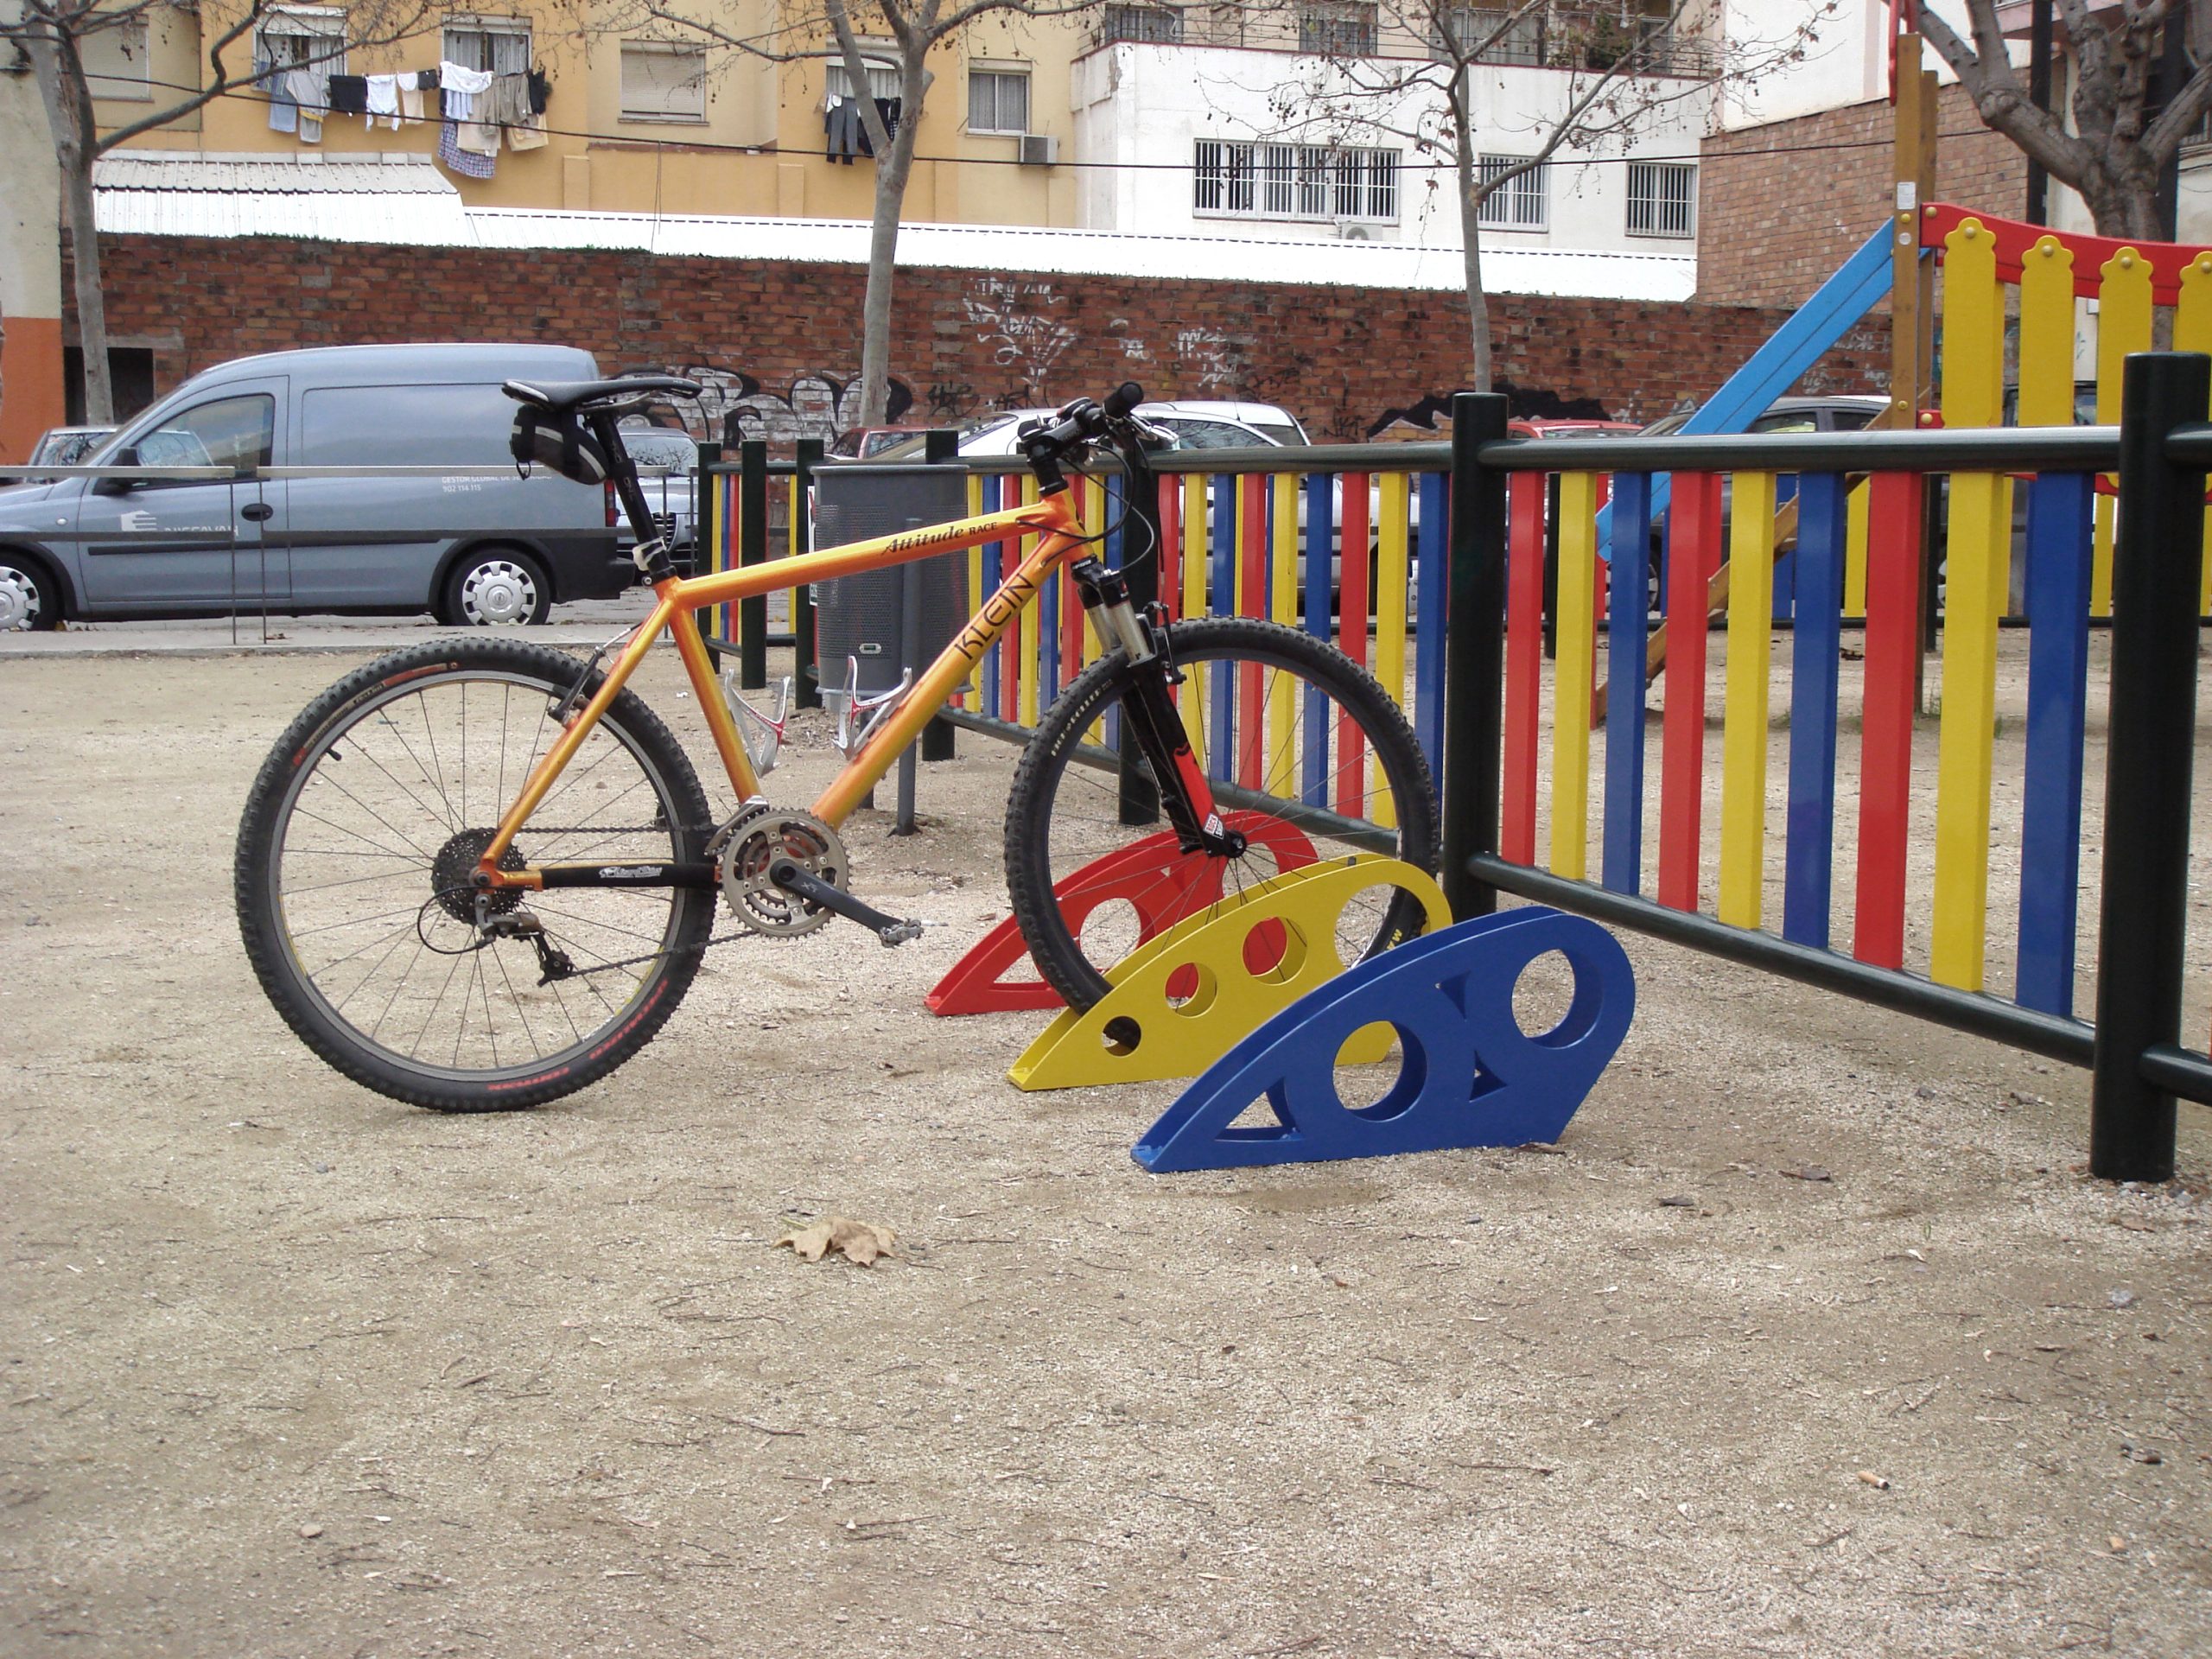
[1104, 4, 1184, 43]
[1626, 161, 1696, 238]
[1299, 2, 1379, 56]
[1433, 5, 1543, 66]
[1196, 140, 1397, 223]
[443, 15, 531, 75]
[1476, 156, 1547, 230]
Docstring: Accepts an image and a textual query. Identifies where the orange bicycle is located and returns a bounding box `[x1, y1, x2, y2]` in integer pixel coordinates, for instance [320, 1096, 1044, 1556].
[235, 380, 1437, 1110]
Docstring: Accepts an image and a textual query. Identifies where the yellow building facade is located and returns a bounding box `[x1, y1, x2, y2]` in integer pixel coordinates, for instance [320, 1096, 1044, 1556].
[83, 1, 1088, 226]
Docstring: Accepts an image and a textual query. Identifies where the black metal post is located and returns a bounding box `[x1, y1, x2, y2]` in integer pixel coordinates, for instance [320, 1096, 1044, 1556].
[792, 437, 822, 709]
[1119, 458, 1164, 826]
[738, 438, 769, 690]
[691, 441, 721, 648]
[1442, 392, 1510, 921]
[921, 427, 958, 764]
[2088, 351, 2208, 1181]
[2025, 0, 2051, 225]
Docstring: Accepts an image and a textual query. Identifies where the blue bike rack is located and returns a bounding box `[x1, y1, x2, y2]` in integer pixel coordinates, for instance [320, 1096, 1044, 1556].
[1132, 907, 1636, 1173]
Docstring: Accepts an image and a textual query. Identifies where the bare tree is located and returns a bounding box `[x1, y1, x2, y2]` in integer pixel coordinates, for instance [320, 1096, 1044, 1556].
[1261, 0, 1825, 392]
[592, 0, 1102, 426]
[3, 0, 435, 422]
[1918, 0, 2212, 238]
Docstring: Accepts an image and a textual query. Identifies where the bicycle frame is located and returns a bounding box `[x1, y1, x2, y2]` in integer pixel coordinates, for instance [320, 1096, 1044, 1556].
[477, 488, 1094, 888]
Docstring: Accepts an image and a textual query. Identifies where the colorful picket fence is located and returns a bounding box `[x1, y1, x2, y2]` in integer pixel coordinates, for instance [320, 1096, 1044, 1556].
[701, 445, 1456, 779]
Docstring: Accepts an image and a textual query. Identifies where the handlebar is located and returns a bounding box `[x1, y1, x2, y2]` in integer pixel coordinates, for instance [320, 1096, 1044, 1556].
[1018, 382, 1154, 495]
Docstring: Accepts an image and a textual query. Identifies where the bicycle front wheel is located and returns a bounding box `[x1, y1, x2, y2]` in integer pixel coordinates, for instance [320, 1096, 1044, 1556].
[235, 639, 715, 1111]
[1003, 616, 1438, 1012]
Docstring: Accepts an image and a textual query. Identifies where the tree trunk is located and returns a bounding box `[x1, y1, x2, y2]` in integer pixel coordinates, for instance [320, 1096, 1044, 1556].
[860, 125, 914, 428]
[29, 29, 114, 424]
[1452, 117, 1492, 394]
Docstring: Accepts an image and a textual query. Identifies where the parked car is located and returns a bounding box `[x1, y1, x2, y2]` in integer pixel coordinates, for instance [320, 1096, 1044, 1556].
[0, 343, 632, 631]
[1510, 417, 1641, 441]
[617, 426, 699, 562]
[26, 424, 118, 474]
[829, 425, 930, 458]
[873, 399, 1310, 461]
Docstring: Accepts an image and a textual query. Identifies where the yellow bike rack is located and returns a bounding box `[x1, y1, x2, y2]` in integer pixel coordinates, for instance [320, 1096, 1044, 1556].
[1007, 855, 1452, 1092]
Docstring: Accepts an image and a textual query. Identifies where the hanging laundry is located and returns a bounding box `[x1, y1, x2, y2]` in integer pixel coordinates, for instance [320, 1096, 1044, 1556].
[284, 67, 326, 143]
[438, 120, 497, 180]
[824, 97, 861, 162]
[416, 67, 441, 91]
[438, 60, 493, 122]
[458, 119, 500, 156]
[507, 114, 549, 152]
[526, 67, 550, 115]
[365, 73, 401, 129]
[260, 52, 297, 134]
[485, 72, 531, 136]
[326, 74, 368, 116]
[873, 97, 902, 149]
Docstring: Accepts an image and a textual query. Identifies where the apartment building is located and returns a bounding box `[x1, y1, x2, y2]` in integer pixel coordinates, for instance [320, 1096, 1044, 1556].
[69, 1, 1722, 250]
[72, 0, 1089, 224]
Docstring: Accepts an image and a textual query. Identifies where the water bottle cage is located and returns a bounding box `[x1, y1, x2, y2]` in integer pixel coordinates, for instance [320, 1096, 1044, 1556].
[823, 657, 914, 760]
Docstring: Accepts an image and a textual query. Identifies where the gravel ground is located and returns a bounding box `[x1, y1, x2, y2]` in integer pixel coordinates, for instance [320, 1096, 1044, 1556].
[2, 632, 2207, 1659]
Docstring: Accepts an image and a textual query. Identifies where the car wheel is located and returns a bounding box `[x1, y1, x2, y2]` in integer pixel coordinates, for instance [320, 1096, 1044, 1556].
[440, 549, 551, 626]
[0, 553, 61, 632]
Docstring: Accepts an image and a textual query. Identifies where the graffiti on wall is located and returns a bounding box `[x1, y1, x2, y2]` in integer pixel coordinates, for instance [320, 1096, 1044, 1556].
[617, 365, 914, 447]
[962, 276, 1077, 404]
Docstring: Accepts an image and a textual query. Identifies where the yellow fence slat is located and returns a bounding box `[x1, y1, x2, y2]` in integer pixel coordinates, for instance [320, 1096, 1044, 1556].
[1843, 476, 1870, 618]
[2016, 234, 2076, 427]
[2092, 246, 2155, 616]
[2177, 255, 2212, 613]
[1717, 472, 1777, 929]
[1941, 219, 2005, 430]
[965, 475, 985, 699]
[1929, 472, 2012, 990]
[1550, 474, 1599, 881]
[1269, 474, 1299, 799]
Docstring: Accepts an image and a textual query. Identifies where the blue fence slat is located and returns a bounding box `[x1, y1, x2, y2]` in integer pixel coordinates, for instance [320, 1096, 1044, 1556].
[1210, 474, 1236, 779]
[1303, 473, 1333, 803]
[1783, 472, 1847, 948]
[2016, 471, 2096, 1015]
[1414, 473, 1448, 775]
[1039, 532, 1061, 708]
[1602, 473, 1651, 894]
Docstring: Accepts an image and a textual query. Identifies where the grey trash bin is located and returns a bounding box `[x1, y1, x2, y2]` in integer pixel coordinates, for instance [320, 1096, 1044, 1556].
[811, 461, 971, 698]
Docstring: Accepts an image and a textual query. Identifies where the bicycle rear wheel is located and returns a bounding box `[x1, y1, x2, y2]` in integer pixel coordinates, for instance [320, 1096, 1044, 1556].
[1002, 616, 1438, 1012]
[235, 638, 715, 1111]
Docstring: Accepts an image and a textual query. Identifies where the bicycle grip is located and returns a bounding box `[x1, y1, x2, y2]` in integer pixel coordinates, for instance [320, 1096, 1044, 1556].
[1103, 382, 1144, 418]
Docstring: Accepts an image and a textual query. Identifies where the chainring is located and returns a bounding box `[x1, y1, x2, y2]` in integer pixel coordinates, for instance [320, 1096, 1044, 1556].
[710, 806, 849, 938]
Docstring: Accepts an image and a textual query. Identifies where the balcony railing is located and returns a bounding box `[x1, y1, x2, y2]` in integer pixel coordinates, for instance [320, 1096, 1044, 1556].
[1091, 4, 1718, 78]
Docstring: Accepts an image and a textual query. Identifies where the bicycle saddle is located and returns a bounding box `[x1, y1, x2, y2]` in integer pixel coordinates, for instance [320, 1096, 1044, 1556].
[503, 376, 702, 412]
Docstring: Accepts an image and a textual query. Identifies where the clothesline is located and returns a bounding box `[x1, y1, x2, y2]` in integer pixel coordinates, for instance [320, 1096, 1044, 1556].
[254, 56, 553, 180]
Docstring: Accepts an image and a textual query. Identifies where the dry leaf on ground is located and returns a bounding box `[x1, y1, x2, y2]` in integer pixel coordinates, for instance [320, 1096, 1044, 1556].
[776, 1217, 898, 1267]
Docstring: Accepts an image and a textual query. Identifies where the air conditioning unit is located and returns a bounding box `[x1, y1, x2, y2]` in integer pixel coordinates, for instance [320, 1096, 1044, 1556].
[1337, 220, 1375, 241]
[1018, 132, 1059, 167]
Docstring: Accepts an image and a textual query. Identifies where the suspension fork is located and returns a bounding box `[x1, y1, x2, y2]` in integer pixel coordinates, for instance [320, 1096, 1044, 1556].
[1067, 559, 1241, 858]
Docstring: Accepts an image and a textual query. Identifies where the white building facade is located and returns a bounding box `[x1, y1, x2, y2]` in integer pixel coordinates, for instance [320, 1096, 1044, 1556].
[1070, 10, 1719, 261]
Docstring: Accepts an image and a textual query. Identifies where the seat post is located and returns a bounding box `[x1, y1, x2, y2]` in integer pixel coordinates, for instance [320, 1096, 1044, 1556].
[589, 406, 675, 582]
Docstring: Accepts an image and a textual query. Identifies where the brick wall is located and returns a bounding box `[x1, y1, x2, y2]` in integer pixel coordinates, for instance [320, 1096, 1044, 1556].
[78, 232, 1889, 447]
[1698, 84, 2028, 309]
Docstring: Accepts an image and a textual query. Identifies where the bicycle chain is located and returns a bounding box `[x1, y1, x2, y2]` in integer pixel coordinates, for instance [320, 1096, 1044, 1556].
[491, 821, 747, 981]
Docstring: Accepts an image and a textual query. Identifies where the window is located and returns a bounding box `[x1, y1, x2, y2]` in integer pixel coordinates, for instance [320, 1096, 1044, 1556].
[825, 47, 901, 103]
[1103, 4, 1183, 44]
[620, 41, 707, 123]
[81, 20, 152, 102]
[1299, 2, 1378, 56]
[1195, 140, 1397, 223]
[1433, 6, 1542, 66]
[133, 395, 275, 475]
[442, 14, 531, 76]
[1476, 156, 1547, 230]
[968, 67, 1030, 134]
[257, 7, 346, 76]
[1626, 160, 1696, 238]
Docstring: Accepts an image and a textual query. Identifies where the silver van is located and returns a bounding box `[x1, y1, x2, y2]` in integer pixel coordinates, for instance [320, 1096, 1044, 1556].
[0, 343, 631, 630]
